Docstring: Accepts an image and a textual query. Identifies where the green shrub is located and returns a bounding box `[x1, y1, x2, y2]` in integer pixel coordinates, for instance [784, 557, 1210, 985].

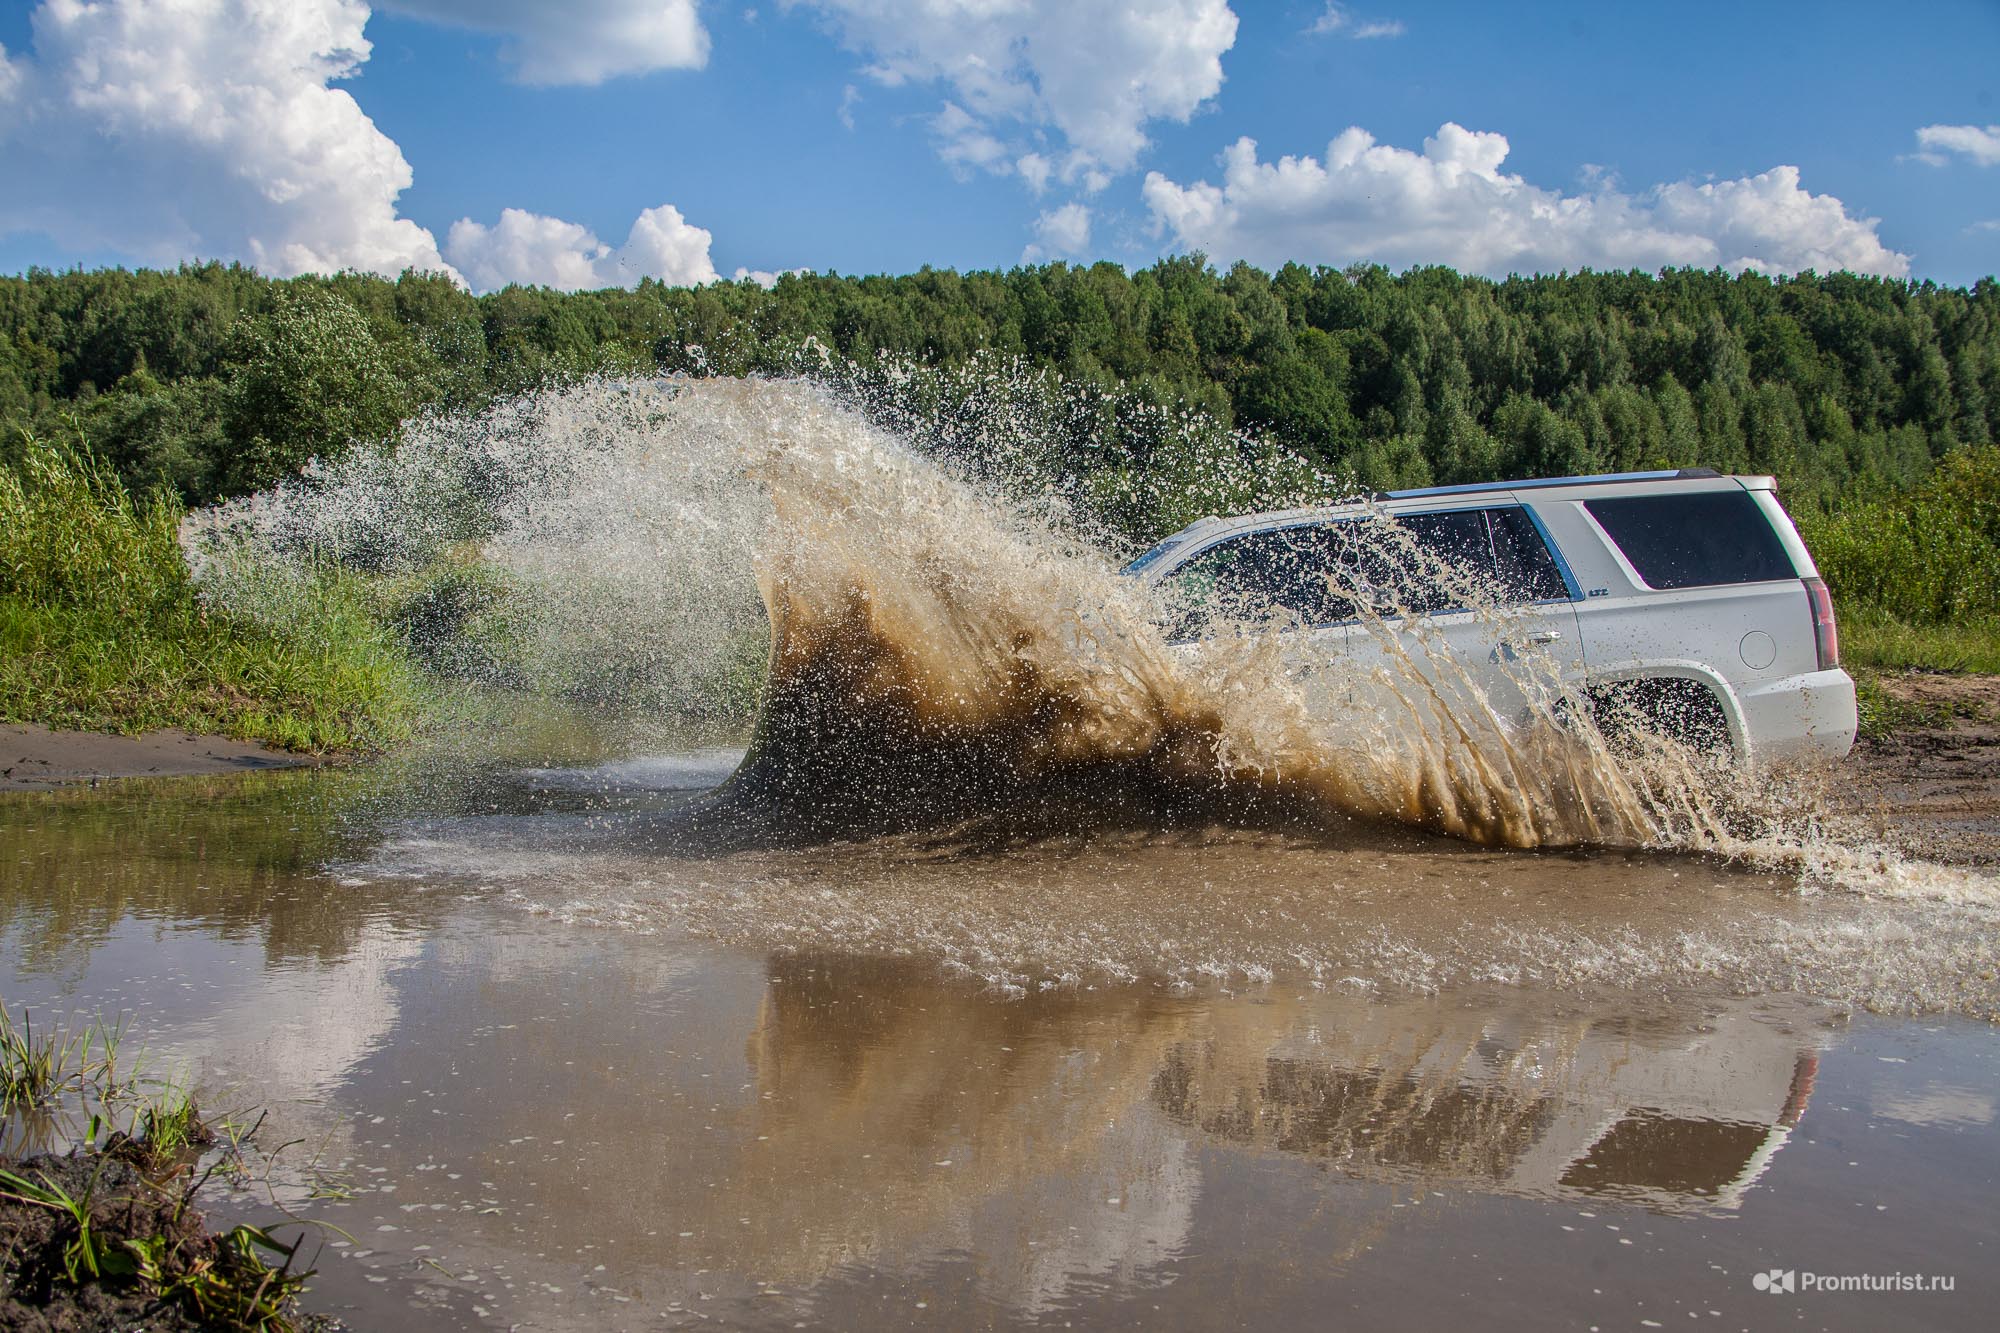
[1837, 609, 2000, 676]
[0, 432, 424, 751]
[1801, 446, 2000, 626]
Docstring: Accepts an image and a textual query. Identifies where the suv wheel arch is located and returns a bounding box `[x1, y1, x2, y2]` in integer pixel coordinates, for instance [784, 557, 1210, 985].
[1580, 672, 1740, 758]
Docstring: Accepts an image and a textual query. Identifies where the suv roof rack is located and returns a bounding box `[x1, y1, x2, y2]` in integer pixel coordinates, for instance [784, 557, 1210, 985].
[1381, 467, 1721, 501]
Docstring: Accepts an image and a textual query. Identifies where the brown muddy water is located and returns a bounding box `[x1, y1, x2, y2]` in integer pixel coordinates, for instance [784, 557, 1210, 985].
[12, 377, 2000, 1327]
[4, 737, 1998, 1332]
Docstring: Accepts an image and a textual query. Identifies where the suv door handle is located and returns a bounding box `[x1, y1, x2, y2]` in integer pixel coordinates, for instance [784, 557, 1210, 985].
[1505, 630, 1563, 647]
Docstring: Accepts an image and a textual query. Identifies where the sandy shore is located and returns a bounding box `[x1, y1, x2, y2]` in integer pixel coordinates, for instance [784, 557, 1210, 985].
[0, 723, 318, 789]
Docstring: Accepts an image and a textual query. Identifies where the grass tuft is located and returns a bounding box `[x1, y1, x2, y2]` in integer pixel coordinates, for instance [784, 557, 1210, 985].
[0, 1155, 315, 1330]
[3, 1005, 320, 1331]
[0, 1003, 111, 1116]
[0, 1159, 118, 1284]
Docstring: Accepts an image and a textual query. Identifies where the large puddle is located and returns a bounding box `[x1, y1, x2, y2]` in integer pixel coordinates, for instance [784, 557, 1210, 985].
[9, 376, 1998, 1326]
[4, 746, 1997, 1330]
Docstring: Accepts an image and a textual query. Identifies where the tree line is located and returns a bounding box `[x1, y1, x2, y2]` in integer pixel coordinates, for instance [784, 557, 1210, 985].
[3, 257, 1995, 516]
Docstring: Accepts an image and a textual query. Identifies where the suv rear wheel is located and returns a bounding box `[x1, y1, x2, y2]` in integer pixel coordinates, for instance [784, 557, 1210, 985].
[1583, 677, 1733, 757]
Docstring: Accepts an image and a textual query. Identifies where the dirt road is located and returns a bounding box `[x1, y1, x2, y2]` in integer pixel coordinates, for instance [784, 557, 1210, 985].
[1841, 672, 2000, 864]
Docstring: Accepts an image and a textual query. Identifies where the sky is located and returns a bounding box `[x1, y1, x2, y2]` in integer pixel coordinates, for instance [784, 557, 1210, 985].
[0, 0, 1995, 292]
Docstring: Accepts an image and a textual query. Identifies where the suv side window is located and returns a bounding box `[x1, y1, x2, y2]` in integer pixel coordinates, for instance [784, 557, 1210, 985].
[1583, 491, 1798, 589]
[1486, 507, 1569, 603]
[1378, 510, 1491, 615]
[1163, 504, 1569, 632]
[1390, 508, 1570, 611]
[1164, 525, 1355, 630]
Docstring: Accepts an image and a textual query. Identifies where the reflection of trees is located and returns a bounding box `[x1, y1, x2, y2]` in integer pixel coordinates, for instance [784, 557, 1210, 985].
[0, 772, 445, 975]
[731, 953, 1201, 1300]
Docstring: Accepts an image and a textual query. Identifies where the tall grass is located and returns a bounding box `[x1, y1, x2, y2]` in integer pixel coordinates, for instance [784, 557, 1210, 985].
[0, 432, 424, 751]
[1835, 608, 2000, 676]
[1799, 446, 2000, 675]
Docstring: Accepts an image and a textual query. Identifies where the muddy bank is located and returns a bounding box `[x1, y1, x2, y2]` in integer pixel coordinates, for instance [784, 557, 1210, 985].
[0, 1149, 336, 1333]
[1844, 672, 2000, 863]
[0, 725, 317, 790]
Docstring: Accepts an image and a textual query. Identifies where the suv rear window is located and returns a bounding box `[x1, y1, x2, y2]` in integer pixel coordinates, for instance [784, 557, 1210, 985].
[1583, 491, 1797, 589]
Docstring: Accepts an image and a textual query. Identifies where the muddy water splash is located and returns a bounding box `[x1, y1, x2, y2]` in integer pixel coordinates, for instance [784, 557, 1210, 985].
[188, 377, 1988, 886]
[717, 380, 1660, 849]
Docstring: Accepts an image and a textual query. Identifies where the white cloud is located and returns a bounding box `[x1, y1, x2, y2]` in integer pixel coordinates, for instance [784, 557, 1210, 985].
[377, 0, 709, 85]
[733, 266, 810, 288]
[446, 204, 719, 292]
[1142, 123, 1910, 278]
[1308, 5, 1404, 39]
[0, 0, 454, 280]
[1023, 202, 1092, 262]
[621, 203, 722, 284]
[0, 2, 726, 287]
[1064, 153, 1114, 196]
[1017, 152, 1053, 195]
[790, 0, 1237, 180]
[932, 101, 1011, 176]
[1914, 123, 2000, 168]
[838, 83, 861, 130]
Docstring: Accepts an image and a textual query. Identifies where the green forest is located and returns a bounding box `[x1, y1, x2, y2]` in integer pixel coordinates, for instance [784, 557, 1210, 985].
[4, 258, 1996, 515]
[3, 257, 1996, 747]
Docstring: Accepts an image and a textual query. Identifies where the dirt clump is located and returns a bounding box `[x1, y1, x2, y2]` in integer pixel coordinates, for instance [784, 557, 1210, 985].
[0, 1150, 336, 1333]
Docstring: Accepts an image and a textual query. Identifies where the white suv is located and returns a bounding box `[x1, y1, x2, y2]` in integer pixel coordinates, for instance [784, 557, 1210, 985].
[1122, 469, 1857, 763]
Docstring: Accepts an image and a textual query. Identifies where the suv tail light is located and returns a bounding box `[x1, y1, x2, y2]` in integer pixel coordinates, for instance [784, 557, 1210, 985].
[1804, 577, 1839, 671]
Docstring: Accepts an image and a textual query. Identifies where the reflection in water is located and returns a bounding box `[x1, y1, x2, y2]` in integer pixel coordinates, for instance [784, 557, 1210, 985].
[0, 772, 445, 1119]
[0, 771, 441, 974]
[3, 764, 1997, 1329]
[733, 957, 1198, 1307]
[741, 955, 1822, 1290]
[1142, 981, 1816, 1214]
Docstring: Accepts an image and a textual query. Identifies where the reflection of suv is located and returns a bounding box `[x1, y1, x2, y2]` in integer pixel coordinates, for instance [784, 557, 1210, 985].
[1123, 469, 1856, 763]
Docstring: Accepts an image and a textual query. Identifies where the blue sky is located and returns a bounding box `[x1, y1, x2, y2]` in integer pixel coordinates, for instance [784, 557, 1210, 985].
[1, 0, 1994, 289]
